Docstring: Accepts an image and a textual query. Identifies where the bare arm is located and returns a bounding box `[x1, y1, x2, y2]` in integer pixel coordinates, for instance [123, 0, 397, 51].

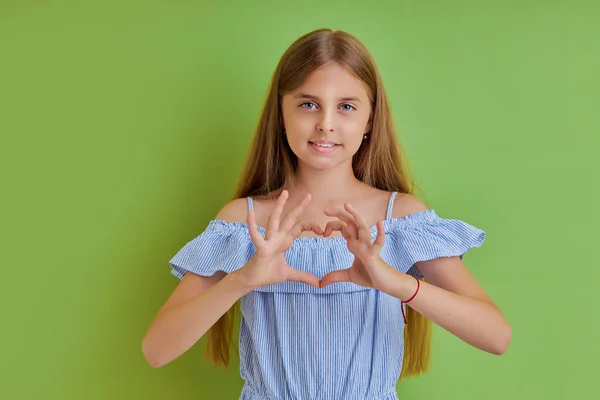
[386, 194, 512, 355]
[383, 257, 512, 355]
[142, 270, 252, 368]
[142, 192, 321, 368]
[309, 193, 511, 355]
[142, 198, 252, 368]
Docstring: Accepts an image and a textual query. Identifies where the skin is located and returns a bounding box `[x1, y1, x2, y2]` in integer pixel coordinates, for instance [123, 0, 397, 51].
[249, 61, 512, 355]
[142, 61, 511, 368]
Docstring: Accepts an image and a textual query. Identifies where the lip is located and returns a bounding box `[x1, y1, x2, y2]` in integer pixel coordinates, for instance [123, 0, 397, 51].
[309, 141, 340, 154]
[310, 140, 339, 145]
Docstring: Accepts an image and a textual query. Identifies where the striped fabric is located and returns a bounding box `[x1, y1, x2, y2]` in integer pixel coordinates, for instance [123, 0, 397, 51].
[169, 192, 486, 399]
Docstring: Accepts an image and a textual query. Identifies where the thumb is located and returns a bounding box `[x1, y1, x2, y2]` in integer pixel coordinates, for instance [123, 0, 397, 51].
[287, 268, 321, 289]
[320, 269, 351, 288]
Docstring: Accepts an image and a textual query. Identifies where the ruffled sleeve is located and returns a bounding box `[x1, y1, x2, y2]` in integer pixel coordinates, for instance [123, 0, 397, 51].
[380, 209, 486, 279]
[169, 220, 255, 280]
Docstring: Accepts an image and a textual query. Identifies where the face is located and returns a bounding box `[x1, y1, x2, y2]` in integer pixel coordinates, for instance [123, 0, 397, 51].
[281, 62, 372, 170]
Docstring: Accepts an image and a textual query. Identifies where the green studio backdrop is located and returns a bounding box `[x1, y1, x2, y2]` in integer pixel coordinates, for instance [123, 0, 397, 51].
[1, 1, 598, 399]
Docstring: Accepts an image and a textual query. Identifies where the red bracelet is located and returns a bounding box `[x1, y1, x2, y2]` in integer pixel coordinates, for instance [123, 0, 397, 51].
[401, 276, 420, 324]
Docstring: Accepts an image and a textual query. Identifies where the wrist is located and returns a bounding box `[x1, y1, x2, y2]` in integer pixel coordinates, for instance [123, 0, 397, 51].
[381, 267, 420, 300]
[226, 269, 258, 294]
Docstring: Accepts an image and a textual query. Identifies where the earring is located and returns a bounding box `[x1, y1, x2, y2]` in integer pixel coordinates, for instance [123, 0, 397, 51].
[363, 134, 368, 140]
[283, 129, 286, 135]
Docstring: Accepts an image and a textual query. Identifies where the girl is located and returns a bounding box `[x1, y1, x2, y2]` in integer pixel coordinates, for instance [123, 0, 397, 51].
[142, 28, 512, 399]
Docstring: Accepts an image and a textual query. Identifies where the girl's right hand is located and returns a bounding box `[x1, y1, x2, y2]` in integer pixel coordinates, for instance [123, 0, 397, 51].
[233, 190, 323, 290]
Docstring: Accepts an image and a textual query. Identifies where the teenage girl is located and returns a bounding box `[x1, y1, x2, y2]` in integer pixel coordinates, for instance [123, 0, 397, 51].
[142, 28, 512, 400]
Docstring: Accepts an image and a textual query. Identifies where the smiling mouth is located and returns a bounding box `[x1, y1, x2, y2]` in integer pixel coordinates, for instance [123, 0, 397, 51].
[308, 141, 340, 154]
[308, 141, 339, 148]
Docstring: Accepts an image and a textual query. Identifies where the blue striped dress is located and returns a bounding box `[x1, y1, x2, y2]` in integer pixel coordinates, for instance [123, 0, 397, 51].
[169, 192, 486, 399]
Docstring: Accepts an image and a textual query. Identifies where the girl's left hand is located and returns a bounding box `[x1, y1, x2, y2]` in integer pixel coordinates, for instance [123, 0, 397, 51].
[320, 203, 398, 291]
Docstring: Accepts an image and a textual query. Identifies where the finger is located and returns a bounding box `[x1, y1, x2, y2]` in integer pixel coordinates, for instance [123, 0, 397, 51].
[266, 190, 289, 239]
[323, 208, 358, 238]
[323, 207, 355, 225]
[281, 193, 312, 233]
[287, 269, 321, 289]
[322, 220, 351, 239]
[320, 269, 351, 288]
[290, 220, 323, 239]
[373, 220, 386, 249]
[247, 208, 264, 245]
[344, 203, 372, 242]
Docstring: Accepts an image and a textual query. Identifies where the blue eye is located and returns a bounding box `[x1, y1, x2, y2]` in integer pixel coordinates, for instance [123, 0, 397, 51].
[300, 102, 317, 110]
[299, 102, 355, 112]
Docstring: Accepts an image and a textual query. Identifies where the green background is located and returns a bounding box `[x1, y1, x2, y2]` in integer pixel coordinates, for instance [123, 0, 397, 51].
[1, 1, 598, 399]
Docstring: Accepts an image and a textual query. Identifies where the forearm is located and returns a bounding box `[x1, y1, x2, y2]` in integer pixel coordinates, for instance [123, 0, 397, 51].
[142, 272, 251, 367]
[384, 269, 511, 355]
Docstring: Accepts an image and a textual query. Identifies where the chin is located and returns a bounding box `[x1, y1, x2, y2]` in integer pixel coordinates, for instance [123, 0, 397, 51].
[296, 154, 345, 170]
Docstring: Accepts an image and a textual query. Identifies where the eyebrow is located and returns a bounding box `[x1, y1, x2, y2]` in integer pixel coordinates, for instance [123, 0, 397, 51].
[293, 93, 362, 103]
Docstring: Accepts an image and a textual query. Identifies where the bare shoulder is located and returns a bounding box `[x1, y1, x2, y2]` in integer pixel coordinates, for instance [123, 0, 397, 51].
[391, 192, 430, 218]
[214, 190, 287, 227]
[214, 197, 250, 223]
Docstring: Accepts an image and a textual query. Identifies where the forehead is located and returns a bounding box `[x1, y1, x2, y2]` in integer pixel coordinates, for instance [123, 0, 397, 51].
[289, 62, 371, 101]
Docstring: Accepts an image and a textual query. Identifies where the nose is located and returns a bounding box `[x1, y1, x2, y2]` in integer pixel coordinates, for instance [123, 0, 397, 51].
[316, 118, 334, 133]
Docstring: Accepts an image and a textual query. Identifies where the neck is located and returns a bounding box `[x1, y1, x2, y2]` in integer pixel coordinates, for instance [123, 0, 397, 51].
[284, 160, 364, 203]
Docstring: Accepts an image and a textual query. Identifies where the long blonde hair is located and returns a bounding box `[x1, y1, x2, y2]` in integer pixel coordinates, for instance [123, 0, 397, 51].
[204, 28, 431, 380]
